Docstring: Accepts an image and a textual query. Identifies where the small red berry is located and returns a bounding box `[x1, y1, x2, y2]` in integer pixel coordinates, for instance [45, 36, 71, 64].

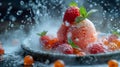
[53, 43, 73, 54]
[0, 47, 4, 55]
[24, 55, 34, 65]
[108, 34, 118, 42]
[108, 59, 118, 67]
[88, 43, 106, 54]
[54, 60, 65, 67]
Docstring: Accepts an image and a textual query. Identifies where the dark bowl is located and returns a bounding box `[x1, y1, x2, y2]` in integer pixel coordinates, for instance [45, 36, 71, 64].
[21, 38, 120, 65]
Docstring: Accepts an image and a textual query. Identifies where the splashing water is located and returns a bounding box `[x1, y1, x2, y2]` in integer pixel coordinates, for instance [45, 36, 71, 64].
[0, 0, 120, 67]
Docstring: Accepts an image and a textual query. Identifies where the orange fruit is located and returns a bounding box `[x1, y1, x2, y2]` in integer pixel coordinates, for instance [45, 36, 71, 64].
[103, 39, 109, 45]
[24, 55, 34, 66]
[108, 42, 119, 51]
[0, 47, 4, 55]
[76, 52, 86, 56]
[49, 38, 59, 46]
[108, 60, 118, 67]
[112, 39, 120, 48]
[54, 60, 65, 67]
[73, 48, 82, 54]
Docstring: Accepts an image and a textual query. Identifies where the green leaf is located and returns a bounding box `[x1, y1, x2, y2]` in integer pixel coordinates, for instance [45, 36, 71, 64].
[112, 30, 120, 37]
[37, 31, 48, 36]
[80, 6, 87, 18]
[68, 38, 79, 48]
[75, 16, 85, 23]
[69, 1, 78, 7]
[87, 9, 98, 17]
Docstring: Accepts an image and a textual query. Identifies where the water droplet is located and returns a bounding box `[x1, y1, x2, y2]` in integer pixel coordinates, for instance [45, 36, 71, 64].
[25, 15, 28, 18]
[10, 24, 14, 27]
[8, 6, 13, 11]
[8, 2, 12, 5]
[101, 1, 104, 4]
[36, 10, 40, 14]
[16, 10, 23, 16]
[0, 19, 4, 22]
[9, 15, 16, 22]
[110, 19, 113, 21]
[0, 13, 1, 16]
[89, 4, 93, 8]
[20, 1, 24, 5]
[20, 25, 24, 29]
[0, 2, 2, 6]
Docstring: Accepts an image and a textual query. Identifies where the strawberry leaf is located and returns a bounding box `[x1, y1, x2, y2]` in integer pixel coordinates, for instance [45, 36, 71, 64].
[87, 9, 98, 17]
[75, 16, 85, 23]
[112, 30, 120, 37]
[37, 31, 48, 36]
[80, 6, 87, 18]
[68, 38, 79, 48]
[75, 6, 98, 23]
[69, 1, 78, 7]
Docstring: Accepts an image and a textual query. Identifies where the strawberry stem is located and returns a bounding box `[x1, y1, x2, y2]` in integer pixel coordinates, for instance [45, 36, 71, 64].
[37, 31, 48, 36]
[68, 38, 79, 48]
[69, 1, 78, 7]
[75, 6, 98, 23]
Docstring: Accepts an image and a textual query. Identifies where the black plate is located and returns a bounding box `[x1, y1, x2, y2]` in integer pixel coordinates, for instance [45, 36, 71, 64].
[21, 38, 120, 65]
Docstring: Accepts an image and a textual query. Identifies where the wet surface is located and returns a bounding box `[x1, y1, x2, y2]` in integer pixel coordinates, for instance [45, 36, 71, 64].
[0, 0, 120, 67]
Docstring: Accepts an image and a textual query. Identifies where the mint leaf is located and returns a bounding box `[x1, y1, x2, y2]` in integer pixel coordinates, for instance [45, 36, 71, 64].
[87, 9, 98, 17]
[80, 6, 87, 18]
[37, 31, 48, 36]
[69, 1, 78, 7]
[68, 38, 79, 48]
[112, 30, 120, 37]
[75, 16, 85, 23]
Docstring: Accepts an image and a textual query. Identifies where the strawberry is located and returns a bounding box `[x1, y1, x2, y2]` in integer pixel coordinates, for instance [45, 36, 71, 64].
[108, 34, 118, 42]
[38, 31, 51, 49]
[53, 43, 73, 54]
[87, 43, 106, 54]
[57, 24, 69, 43]
[63, 6, 80, 24]
[40, 36, 50, 46]
[38, 31, 59, 50]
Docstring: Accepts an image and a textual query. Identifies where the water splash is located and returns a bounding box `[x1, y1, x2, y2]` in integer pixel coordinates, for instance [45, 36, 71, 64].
[0, 0, 120, 67]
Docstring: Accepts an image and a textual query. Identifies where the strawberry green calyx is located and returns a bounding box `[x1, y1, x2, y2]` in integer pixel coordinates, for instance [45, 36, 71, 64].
[37, 31, 48, 36]
[68, 38, 79, 48]
[112, 30, 120, 37]
[69, 1, 78, 7]
[75, 6, 98, 23]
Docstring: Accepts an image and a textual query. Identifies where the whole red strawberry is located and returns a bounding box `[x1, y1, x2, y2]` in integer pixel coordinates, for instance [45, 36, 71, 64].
[40, 35, 50, 46]
[63, 6, 80, 24]
[38, 31, 51, 49]
[87, 43, 106, 54]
